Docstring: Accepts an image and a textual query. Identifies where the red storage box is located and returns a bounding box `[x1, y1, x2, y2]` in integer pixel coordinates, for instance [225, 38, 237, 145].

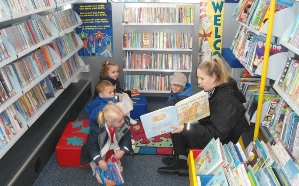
[56, 120, 90, 167]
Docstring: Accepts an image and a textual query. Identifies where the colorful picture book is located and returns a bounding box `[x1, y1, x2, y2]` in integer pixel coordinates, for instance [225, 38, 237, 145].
[96, 163, 124, 186]
[194, 138, 223, 175]
[140, 91, 209, 138]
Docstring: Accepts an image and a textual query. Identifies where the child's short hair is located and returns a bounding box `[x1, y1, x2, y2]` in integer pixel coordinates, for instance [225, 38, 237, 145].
[95, 80, 114, 95]
[97, 102, 124, 126]
[171, 72, 187, 87]
[99, 61, 121, 79]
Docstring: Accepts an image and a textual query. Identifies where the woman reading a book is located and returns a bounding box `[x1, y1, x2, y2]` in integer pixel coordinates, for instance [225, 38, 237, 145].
[157, 55, 247, 175]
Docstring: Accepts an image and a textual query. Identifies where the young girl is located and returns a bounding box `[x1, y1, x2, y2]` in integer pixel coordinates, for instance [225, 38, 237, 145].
[99, 60, 136, 124]
[99, 61, 123, 94]
[81, 102, 134, 184]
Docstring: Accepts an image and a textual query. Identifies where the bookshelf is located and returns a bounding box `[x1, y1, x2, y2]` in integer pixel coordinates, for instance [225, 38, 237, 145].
[227, 0, 299, 183]
[0, 1, 86, 159]
[122, 3, 194, 93]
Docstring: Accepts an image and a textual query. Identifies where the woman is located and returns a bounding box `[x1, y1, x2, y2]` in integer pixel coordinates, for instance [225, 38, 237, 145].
[157, 55, 247, 175]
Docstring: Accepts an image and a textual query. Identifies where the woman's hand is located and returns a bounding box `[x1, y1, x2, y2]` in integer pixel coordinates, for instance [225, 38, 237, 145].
[171, 125, 184, 134]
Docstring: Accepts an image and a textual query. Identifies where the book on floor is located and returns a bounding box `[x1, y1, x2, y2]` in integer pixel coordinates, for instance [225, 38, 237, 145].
[96, 162, 124, 186]
[140, 91, 210, 138]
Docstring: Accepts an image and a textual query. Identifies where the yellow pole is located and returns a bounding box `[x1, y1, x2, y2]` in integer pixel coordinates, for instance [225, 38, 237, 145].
[253, 0, 276, 141]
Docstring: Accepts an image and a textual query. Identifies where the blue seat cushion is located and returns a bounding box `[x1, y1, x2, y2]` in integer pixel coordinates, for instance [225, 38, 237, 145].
[222, 48, 243, 68]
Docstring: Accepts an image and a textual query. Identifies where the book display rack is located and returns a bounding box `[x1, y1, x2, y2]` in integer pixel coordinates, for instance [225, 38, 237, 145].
[207, 0, 299, 185]
[122, 3, 194, 93]
[0, 0, 85, 159]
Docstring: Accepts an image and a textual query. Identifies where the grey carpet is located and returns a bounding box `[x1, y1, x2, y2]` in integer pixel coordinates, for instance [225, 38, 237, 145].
[33, 154, 189, 186]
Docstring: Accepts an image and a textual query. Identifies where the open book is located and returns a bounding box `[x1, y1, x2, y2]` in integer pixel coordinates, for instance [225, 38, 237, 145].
[140, 91, 210, 138]
[96, 162, 124, 186]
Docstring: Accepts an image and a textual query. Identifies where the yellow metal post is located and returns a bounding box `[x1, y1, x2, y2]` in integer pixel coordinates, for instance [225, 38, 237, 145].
[253, 0, 276, 141]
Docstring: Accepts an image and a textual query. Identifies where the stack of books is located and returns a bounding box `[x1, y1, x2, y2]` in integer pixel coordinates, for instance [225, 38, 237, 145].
[193, 138, 299, 186]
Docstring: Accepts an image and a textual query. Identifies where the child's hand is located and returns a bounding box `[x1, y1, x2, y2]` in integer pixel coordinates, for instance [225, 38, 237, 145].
[114, 150, 125, 160]
[98, 159, 107, 170]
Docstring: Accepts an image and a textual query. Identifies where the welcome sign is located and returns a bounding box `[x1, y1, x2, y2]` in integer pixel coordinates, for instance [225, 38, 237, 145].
[199, 0, 224, 64]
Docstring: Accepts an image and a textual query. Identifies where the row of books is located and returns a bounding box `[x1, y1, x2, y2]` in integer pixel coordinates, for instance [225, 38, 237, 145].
[0, 46, 53, 104]
[44, 9, 79, 33]
[277, 58, 299, 103]
[0, 105, 25, 149]
[49, 32, 79, 59]
[4, 0, 52, 15]
[0, 3, 5, 19]
[0, 41, 10, 62]
[194, 137, 299, 186]
[125, 74, 172, 91]
[123, 32, 192, 49]
[232, 0, 294, 31]
[231, 25, 283, 74]
[0, 74, 62, 149]
[53, 54, 82, 83]
[0, 51, 82, 150]
[287, 13, 299, 47]
[122, 5, 194, 24]
[124, 51, 192, 70]
[260, 96, 299, 164]
[0, 18, 52, 53]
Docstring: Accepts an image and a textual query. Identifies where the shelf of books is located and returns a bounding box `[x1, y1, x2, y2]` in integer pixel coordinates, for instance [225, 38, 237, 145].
[122, 3, 194, 93]
[56, 0, 76, 8]
[0, 2, 85, 158]
[0, 35, 17, 68]
[0, 1, 12, 23]
[231, 1, 295, 78]
[9, 0, 56, 19]
[189, 138, 299, 186]
[123, 69, 192, 72]
[0, 125, 28, 160]
[226, 1, 299, 185]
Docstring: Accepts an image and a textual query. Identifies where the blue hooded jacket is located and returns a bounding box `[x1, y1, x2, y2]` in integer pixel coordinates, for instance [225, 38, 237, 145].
[85, 97, 116, 126]
[166, 82, 193, 106]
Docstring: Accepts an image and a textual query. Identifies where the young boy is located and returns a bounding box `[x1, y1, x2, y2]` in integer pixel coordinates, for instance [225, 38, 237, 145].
[166, 72, 193, 106]
[85, 80, 119, 126]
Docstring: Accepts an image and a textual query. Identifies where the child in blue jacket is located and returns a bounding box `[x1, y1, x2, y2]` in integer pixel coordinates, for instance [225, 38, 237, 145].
[166, 72, 193, 106]
[85, 80, 118, 126]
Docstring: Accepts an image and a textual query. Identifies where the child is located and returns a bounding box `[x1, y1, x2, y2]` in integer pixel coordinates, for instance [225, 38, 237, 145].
[80, 102, 134, 184]
[99, 61, 136, 124]
[85, 80, 119, 126]
[99, 61, 123, 94]
[166, 72, 193, 106]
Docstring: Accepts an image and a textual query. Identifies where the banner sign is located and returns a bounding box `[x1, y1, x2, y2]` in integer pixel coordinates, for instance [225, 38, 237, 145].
[199, 0, 224, 63]
[73, 3, 113, 57]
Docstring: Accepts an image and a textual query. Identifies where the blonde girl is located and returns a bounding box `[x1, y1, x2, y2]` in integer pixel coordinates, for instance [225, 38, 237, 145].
[80, 102, 133, 184]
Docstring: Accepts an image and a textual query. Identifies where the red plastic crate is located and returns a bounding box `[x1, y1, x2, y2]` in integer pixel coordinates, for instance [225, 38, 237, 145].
[56, 120, 90, 167]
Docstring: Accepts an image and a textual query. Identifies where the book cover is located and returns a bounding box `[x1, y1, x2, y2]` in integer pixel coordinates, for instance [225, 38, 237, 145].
[39, 78, 55, 99]
[282, 159, 299, 185]
[194, 138, 223, 175]
[96, 163, 124, 186]
[255, 168, 271, 186]
[140, 91, 209, 138]
[205, 167, 228, 186]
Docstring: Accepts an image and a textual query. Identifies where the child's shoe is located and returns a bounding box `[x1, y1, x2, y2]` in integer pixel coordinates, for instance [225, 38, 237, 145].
[130, 117, 137, 125]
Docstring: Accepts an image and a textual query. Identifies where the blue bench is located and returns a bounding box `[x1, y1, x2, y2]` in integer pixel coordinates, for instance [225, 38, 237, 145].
[222, 48, 243, 68]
